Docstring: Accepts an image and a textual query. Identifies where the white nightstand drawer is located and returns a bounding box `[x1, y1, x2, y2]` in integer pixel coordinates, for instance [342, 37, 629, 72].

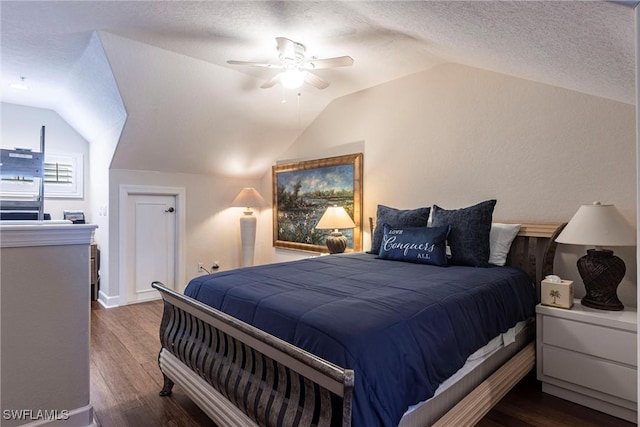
[537, 302, 637, 421]
[542, 346, 637, 402]
[542, 315, 637, 366]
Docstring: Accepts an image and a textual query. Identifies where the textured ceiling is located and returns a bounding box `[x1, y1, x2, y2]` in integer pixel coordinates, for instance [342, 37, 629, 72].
[1, 1, 637, 177]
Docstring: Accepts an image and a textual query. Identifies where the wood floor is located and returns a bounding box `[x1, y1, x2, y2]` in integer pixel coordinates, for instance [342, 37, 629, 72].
[90, 300, 635, 427]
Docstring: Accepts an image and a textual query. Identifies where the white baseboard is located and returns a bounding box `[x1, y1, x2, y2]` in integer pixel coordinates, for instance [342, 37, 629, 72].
[124, 292, 162, 306]
[97, 291, 163, 308]
[97, 291, 119, 308]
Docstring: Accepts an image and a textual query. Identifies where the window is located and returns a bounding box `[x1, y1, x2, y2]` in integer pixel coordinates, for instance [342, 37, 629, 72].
[44, 159, 74, 184]
[0, 153, 84, 198]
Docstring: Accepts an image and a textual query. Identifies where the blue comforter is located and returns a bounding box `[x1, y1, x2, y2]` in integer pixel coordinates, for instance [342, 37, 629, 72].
[184, 252, 536, 427]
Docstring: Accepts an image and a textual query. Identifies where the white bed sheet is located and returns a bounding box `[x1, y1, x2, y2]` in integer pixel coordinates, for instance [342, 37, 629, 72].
[405, 318, 531, 413]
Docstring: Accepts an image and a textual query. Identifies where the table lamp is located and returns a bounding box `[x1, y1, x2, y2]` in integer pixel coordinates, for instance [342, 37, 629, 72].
[555, 202, 636, 310]
[231, 188, 267, 267]
[315, 205, 356, 254]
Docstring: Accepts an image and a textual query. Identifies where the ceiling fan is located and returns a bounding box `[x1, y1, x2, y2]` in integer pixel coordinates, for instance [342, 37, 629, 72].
[227, 37, 353, 90]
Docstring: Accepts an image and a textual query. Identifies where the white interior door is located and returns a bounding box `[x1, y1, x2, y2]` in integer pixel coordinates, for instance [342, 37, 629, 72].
[125, 194, 176, 304]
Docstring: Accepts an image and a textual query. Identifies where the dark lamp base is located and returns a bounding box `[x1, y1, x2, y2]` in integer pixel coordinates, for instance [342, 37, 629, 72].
[577, 249, 625, 311]
[326, 231, 347, 254]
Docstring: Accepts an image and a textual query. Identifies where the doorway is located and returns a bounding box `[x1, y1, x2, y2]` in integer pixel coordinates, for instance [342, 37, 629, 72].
[118, 185, 186, 305]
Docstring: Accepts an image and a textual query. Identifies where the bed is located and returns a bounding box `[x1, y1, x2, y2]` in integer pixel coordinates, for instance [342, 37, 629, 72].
[152, 218, 565, 427]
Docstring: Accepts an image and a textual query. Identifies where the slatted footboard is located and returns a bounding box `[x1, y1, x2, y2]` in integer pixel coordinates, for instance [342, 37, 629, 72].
[151, 282, 354, 427]
[154, 222, 565, 427]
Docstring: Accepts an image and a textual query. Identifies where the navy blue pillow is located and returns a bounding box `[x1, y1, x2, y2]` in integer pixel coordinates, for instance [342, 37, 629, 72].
[378, 225, 451, 266]
[370, 205, 431, 255]
[431, 200, 496, 267]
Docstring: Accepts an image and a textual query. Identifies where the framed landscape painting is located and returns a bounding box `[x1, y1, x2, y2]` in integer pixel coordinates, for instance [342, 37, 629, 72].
[272, 153, 363, 253]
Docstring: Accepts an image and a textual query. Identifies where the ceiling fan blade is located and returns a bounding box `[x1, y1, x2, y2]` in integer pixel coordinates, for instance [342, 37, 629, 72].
[227, 60, 282, 69]
[304, 72, 330, 90]
[260, 73, 282, 89]
[275, 37, 296, 59]
[304, 56, 354, 70]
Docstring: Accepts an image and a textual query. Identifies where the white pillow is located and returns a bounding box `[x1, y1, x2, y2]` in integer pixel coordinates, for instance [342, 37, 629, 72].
[489, 223, 521, 266]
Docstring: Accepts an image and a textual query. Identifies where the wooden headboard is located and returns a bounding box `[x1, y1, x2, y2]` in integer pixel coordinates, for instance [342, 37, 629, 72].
[368, 218, 566, 300]
[504, 222, 566, 290]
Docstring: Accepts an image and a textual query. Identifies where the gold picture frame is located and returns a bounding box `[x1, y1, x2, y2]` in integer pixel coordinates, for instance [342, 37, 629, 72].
[272, 153, 363, 253]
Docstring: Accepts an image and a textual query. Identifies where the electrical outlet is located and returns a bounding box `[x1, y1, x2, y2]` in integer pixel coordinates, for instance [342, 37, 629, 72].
[198, 262, 205, 272]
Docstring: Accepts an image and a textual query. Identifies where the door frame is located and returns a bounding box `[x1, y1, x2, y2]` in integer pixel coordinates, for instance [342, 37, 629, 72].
[118, 184, 186, 306]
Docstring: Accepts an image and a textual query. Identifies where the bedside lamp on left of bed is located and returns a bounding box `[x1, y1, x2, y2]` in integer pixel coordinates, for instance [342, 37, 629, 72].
[231, 187, 267, 267]
[316, 205, 356, 254]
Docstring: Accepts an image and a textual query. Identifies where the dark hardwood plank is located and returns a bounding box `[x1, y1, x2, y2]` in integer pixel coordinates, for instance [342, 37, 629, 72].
[90, 300, 634, 427]
[477, 372, 635, 427]
[90, 300, 215, 427]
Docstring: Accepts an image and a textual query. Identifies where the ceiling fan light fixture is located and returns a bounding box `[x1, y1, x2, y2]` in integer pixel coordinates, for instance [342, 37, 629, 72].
[228, 37, 352, 91]
[280, 69, 305, 89]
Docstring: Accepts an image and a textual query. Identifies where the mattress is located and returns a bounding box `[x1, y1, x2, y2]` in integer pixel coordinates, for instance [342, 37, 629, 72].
[400, 319, 533, 426]
[185, 252, 537, 427]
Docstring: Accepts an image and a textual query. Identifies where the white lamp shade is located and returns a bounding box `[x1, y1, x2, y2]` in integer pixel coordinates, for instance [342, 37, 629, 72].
[315, 206, 356, 230]
[231, 188, 267, 210]
[555, 202, 636, 247]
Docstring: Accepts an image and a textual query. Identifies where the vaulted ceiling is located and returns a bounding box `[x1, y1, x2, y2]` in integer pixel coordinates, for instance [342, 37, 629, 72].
[1, 1, 637, 178]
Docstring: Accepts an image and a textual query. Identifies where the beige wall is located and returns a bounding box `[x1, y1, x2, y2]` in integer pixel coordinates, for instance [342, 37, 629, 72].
[260, 63, 637, 307]
[105, 168, 262, 305]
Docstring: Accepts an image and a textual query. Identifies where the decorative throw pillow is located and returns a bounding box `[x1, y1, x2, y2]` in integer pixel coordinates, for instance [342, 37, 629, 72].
[431, 200, 497, 267]
[378, 225, 451, 266]
[489, 223, 521, 266]
[369, 205, 431, 255]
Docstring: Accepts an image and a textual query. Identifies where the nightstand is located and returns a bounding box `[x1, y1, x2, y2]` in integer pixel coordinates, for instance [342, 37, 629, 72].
[536, 301, 637, 423]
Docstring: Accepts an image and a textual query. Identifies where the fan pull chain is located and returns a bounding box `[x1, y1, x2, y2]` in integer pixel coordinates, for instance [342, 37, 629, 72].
[297, 92, 301, 129]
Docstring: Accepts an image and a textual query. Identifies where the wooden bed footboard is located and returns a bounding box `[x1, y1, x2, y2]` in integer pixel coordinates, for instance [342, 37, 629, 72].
[151, 282, 354, 427]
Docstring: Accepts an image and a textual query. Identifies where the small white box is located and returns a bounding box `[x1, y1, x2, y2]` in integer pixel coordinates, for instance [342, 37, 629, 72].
[541, 279, 574, 309]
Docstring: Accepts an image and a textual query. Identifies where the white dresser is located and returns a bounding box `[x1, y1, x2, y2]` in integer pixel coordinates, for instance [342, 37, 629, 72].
[536, 301, 637, 423]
